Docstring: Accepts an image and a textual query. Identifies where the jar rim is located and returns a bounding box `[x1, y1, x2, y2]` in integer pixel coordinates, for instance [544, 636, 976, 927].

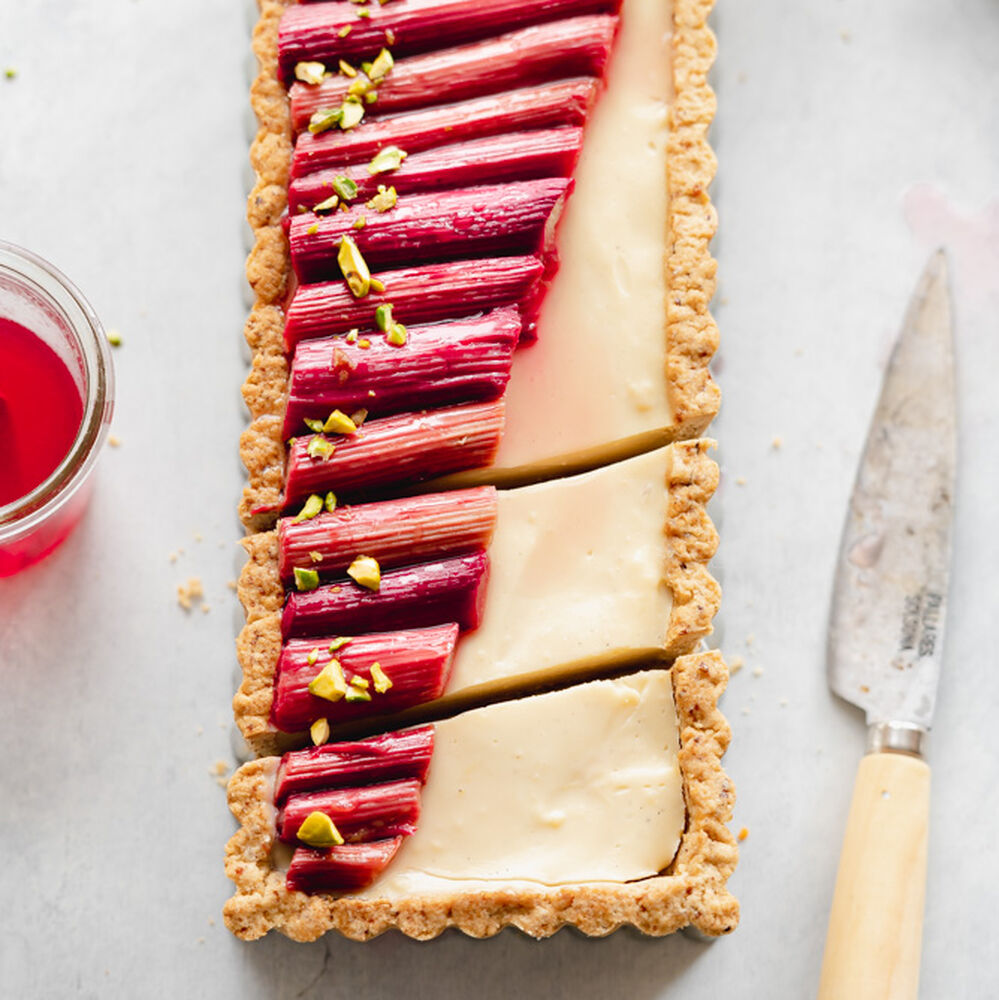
[0, 241, 115, 538]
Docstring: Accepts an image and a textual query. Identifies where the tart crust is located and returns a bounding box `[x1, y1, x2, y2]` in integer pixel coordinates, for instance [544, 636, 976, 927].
[224, 649, 737, 942]
[239, 0, 720, 533]
[234, 438, 721, 757]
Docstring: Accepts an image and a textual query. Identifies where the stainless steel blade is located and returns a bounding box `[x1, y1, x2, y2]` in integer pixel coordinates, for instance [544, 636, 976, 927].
[828, 251, 956, 730]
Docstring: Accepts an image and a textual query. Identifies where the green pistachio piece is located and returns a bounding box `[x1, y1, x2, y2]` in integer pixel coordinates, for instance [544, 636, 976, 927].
[308, 106, 342, 134]
[367, 145, 407, 175]
[313, 194, 339, 214]
[294, 493, 325, 522]
[310, 717, 331, 746]
[345, 684, 372, 703]
[337, 25, 352, 38]
[338, 59, 357, 78]
[349, 408, 369, 426]
[370, 662, 393, 694]
[368, 48, 394, 83]
[323, 409, 358, 435]
[309, 550, 323, 564]
[332, 176, 358, 202]
[303, 417, 325, 432]
[337, 235, 371, 298]
[307, 436, 336, 461]
[294, 61, 327, 86]
[308, 659, 348, 702]
[339, 97, 365, 130]
[347, 555, 381, 591]
[367, 184, 397, 213]
[374, 303, 394, 332]
[386, 324, 407, 347]
[296, 811, 344, 847]
[324, 491, 338, 513]
[328, 636, 350, 653]
[369, 277, 386, 293]
[306, 647, 320, 666]
[293, 567, 320, 592]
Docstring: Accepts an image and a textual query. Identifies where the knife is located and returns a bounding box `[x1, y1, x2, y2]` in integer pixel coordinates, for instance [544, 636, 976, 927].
[818, 250, 956, 1000]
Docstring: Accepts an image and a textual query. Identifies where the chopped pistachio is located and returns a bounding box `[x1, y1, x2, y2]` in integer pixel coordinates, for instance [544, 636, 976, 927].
[306, 223, 319, 236]
[374, 303, 394, 332]
[370, 662, 393, 694]
[348, 77, 374, 99]
[310, 717, 331, 746]
[313, 193, 339, 214]
[323, 409, 358, 435]
[337, 235, 371, 298]
[303, 417, 325, 432]
[324, 491, 338, 513]
[358, 338, 371, 349]
[306, 648, 320, 666]
[368, 48, 394, 83]
[332, 176, 358, 202]
[349, 408, 369, 426]
[296, 811, 344, 848]
[369, 277, 386, 293]
[352, 216, 367, 231]
[308, 659, 348, 702]
[356, 8, 371, 17]
[345, 330, 359, 344]
[309, 550, 323, 564]
[307, 435, 336, 461]
[345, 684, 373, 703]
[338, 24, 352, 37]
[386, 324, 408, 347]
[294, 61, 327, 85]
[367, 145, 407, 175]
[308, 106, 342, 134]
[385, 27, 396, 44]
[347, 555, 381, 591]
[107, 331, 123, 347]
[367, 184, 397, 213]
[364, 91, 379, 105]
[294, 493, 325, 522]
[350, 675, 370, 690]
[4, 68, 17, 81]
[293, 567, 320, 592]
[340, 96, 365, 130]
[338, 59, 358, 78]
[329, 636, 350, 652]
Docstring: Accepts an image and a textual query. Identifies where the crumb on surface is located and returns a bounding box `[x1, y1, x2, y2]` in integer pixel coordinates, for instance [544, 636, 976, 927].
[106, 330, 123, 347]
[108, 434, 121, 448]
[752, 666, 764, 678]
[4, 68, 16, 80]
[211, 760, 229, 776]
[168, 551, 179, 563]
[745, 633, 756, 647]
[194, 532, 203, 542]
[738, 827, 749, 842]
[177, 576, 204, 611]
[735, 476, 747, 486]
[771, 436, 783, 450]
[779, 698, 789, 708]
[728, 655, 744, 675]
[226, 579, 238, 591]
[201, 603, 212, 614]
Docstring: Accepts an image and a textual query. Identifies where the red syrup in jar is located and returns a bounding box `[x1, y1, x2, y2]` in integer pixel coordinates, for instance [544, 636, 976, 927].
[0, 317, 86, 574]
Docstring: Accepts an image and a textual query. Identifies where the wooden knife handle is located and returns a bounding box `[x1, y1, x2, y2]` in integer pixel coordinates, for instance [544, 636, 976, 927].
[817, 751, 930, 1000]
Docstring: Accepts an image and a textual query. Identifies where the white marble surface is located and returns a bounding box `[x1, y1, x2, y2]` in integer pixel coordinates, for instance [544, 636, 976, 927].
[1, 1, 998, 996]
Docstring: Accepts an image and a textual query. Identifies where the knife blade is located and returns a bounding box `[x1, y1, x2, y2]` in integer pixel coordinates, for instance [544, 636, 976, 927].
[818, 250, 956, 1000]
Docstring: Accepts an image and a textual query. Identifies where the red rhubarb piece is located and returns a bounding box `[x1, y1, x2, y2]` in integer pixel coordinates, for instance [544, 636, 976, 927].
[271, 623, 459, 732]
[281, 402, 504, 508]
[279, 487, 497, 583]
[289, 16, 617, 130]
[278, 780, 422, 844]
[288, 127, 583, 213]
[291, 79, 596, 178]
[281, 551, 490, 640]
[289, 178, 571, 283]
[284, 256, 543, 349]
[275, 726, 434, 802]
[279, 0, 621, 80]
[283, 310, 519, 436]
[286, 838, 403, 893]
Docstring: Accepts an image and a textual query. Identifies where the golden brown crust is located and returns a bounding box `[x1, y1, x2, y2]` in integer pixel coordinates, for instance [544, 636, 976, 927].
[223, 651, 737, 942]
[234, 439, 720, 753]
[238, 0, 720, 529]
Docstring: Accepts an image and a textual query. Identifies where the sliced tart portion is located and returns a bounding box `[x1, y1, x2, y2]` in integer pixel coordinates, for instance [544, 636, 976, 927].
[224, 654, 737, 942]
[234, 441, 718, 755]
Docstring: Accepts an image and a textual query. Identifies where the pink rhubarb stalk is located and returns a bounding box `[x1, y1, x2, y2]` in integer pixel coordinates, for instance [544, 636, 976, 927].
[283, 309, 519, 436]
[288, 126, 583, 214]
[282, 551, 489, 640]
[279, 487, 497, 583]
[286, 838, 403, 893]
[279, 780, 423, 844]
[291, 78, 596, 178]
[275, 726, 435, 802]
[271, 623, 459, 732]
[284, 256, 542, 349]
[279, 0, 621, 80]
[289, 16, 617, 130]
[281, 402, 505, 508]
[290, 178, 571, 283]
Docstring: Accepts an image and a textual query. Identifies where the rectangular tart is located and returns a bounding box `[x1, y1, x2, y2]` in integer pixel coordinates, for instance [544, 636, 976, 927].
[225, 654, 736, 941]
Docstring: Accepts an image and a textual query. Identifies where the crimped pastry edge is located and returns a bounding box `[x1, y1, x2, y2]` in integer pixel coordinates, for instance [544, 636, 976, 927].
[223, 650, 737, 942]
[238, 0, 720, 532]
[234, 438, 720, 756]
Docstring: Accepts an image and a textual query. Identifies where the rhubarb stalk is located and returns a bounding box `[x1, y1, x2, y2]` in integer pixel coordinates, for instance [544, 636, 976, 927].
[281, 402, 505, 508]
[281, 551, 490, 640]
[279, 0, 621, 80]
[286, 838, 403, 893]
[279, 487, 497, 583]
[272, 623, 459, 732]
[284, 256, 543, 349]
[283, 310, 519, 436]
[289, 16, 617, 130]
[291, 79, 596, 178]
[288, 127, 583, 214]
[275, 726, 434, 802]
[289, 178, 571, 283]
[279, 780, 422, 845]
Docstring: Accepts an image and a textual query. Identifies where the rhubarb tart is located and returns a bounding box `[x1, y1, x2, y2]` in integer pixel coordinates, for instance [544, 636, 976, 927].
[225, 655, 736, 941]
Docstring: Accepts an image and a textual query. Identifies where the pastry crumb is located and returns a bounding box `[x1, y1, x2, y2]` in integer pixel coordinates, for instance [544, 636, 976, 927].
[177, 577, 204, 611]
[226, 579, 238, 591]
[752, 666, 764, 678]
[201, 603, 212, 614]
[740, 706, 751, 716]
[735, 476, 747, 486]
[194, 532, 203, 542]
[107, 434, 122, 448]
[738, 827, 749, 842]
[168, 551, 179, 563]
[771, 436, 783, 450]
[779, 698, 789, 708]
[729, 655, 744, 675]
[195, 725, 204, 736]
[745, 633, 756, 646]
[211, 760, 229, 776]
[839, 28, 852, 43]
